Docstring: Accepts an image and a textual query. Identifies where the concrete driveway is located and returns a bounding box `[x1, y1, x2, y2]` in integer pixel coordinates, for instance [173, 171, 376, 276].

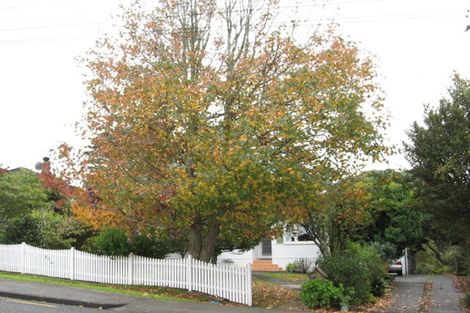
[385, 274, 463, 313]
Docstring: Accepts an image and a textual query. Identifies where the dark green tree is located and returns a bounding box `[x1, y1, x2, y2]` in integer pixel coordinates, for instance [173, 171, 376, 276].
[301, 170, 424, 258]
[405, 74, 470, 272]
[4, 215, 43, 246]
[0, 168, 93, 248]
[360, 170, 425, 258]
[0, 169, 52, 223]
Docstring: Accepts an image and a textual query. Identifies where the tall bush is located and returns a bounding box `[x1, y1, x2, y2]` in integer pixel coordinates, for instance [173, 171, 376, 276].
[318, 243, 388, 305]
[349, 243, 389, 297]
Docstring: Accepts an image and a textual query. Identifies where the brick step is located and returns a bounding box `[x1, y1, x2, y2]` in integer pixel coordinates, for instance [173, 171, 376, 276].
[252, 265, 281, 269]
[253, 260, 274, 264]
[252, 260, 283, 272]
[252, 267, 283, 272]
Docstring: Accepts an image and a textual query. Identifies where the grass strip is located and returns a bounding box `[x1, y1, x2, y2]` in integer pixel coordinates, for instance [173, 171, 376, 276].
[0, 271, 208, 303]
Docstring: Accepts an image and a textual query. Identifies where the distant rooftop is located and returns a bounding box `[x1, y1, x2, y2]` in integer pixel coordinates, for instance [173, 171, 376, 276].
[0, 167, 34, 174]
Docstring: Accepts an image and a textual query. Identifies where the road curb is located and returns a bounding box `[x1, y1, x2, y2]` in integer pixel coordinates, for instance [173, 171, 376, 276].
[0, 291, 127, 309]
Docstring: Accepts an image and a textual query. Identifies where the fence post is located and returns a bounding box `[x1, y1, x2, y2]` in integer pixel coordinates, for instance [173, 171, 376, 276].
[21, 242, 26, 274]
[246, 263, 252, 306]
[70, 247, 75, 280]
[127, 253, 134, 285]
[186, 255, 192, 291]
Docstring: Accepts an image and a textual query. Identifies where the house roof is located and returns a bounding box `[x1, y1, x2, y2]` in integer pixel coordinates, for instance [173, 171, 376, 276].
[6, 167, 35, 173]
[0, 167, 37, 177]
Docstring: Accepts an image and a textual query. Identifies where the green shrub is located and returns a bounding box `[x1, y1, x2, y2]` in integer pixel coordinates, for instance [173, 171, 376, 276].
[130, 235, 170, 258]
[371, 276, 392, 297]
[80, 236, 97, 253]
[286, 259, 314, 273]
[286, 262, 297, 273]
[30, 210, 74, 249]
[318, 243, 388, 305]
[93, 229, 131, 256]
[285, 258, 313, 273]
[300, 279, 350, 309]
[464, 292, 470, 308]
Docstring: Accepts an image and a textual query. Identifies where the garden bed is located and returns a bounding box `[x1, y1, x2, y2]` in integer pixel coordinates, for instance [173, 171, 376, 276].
[252, 276, 393, 312]
[453, 275, 470, 311]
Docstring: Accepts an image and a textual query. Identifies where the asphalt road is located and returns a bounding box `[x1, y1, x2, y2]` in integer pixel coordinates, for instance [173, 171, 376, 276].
[0, 296, 103, 313]
[2, 274, 461, 313]
[0, 278, 286, 313]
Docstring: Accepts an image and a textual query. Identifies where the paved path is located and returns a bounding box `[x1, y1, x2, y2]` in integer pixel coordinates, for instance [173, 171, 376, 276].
[429, 275, 462, 313]
[386, 275, 429, 313]
[386, 275, 463, 313]
[0, 278, 287, 313]
[252, 272, 302, 290]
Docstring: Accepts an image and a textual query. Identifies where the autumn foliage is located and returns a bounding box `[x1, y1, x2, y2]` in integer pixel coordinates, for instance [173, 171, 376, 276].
[61, 0, 389, 262]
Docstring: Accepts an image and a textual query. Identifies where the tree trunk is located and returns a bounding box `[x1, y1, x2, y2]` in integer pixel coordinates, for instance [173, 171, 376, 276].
[424, 242, 446, 265]
[188, 216, 203, 259]
[188, 215, 220, 263]
[303, 222, 331, 260]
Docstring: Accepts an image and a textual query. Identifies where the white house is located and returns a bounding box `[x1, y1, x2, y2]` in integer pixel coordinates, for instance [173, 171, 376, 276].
[217, 225, 320, 271]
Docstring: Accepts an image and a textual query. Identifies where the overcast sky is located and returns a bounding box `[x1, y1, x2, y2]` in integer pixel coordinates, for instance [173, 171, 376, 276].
[1, 0, 469, 171]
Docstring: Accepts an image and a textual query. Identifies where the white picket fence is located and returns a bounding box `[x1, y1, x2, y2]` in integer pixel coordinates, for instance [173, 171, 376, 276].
[0, 243, 252, 306]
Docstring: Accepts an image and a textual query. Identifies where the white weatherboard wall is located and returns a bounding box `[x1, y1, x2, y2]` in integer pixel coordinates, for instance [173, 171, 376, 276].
[272, 241, 320, 269]
[218, 249, 253, 267]
[218, 240, 319, 269]
[0, 243, 252, 306]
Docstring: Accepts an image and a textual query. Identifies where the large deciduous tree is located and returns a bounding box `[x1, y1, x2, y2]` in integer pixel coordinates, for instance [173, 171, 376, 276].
[69, 0, 389, 262]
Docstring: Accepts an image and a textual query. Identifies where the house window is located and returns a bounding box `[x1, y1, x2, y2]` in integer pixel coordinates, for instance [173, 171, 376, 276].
[283, 225, 311, 243]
